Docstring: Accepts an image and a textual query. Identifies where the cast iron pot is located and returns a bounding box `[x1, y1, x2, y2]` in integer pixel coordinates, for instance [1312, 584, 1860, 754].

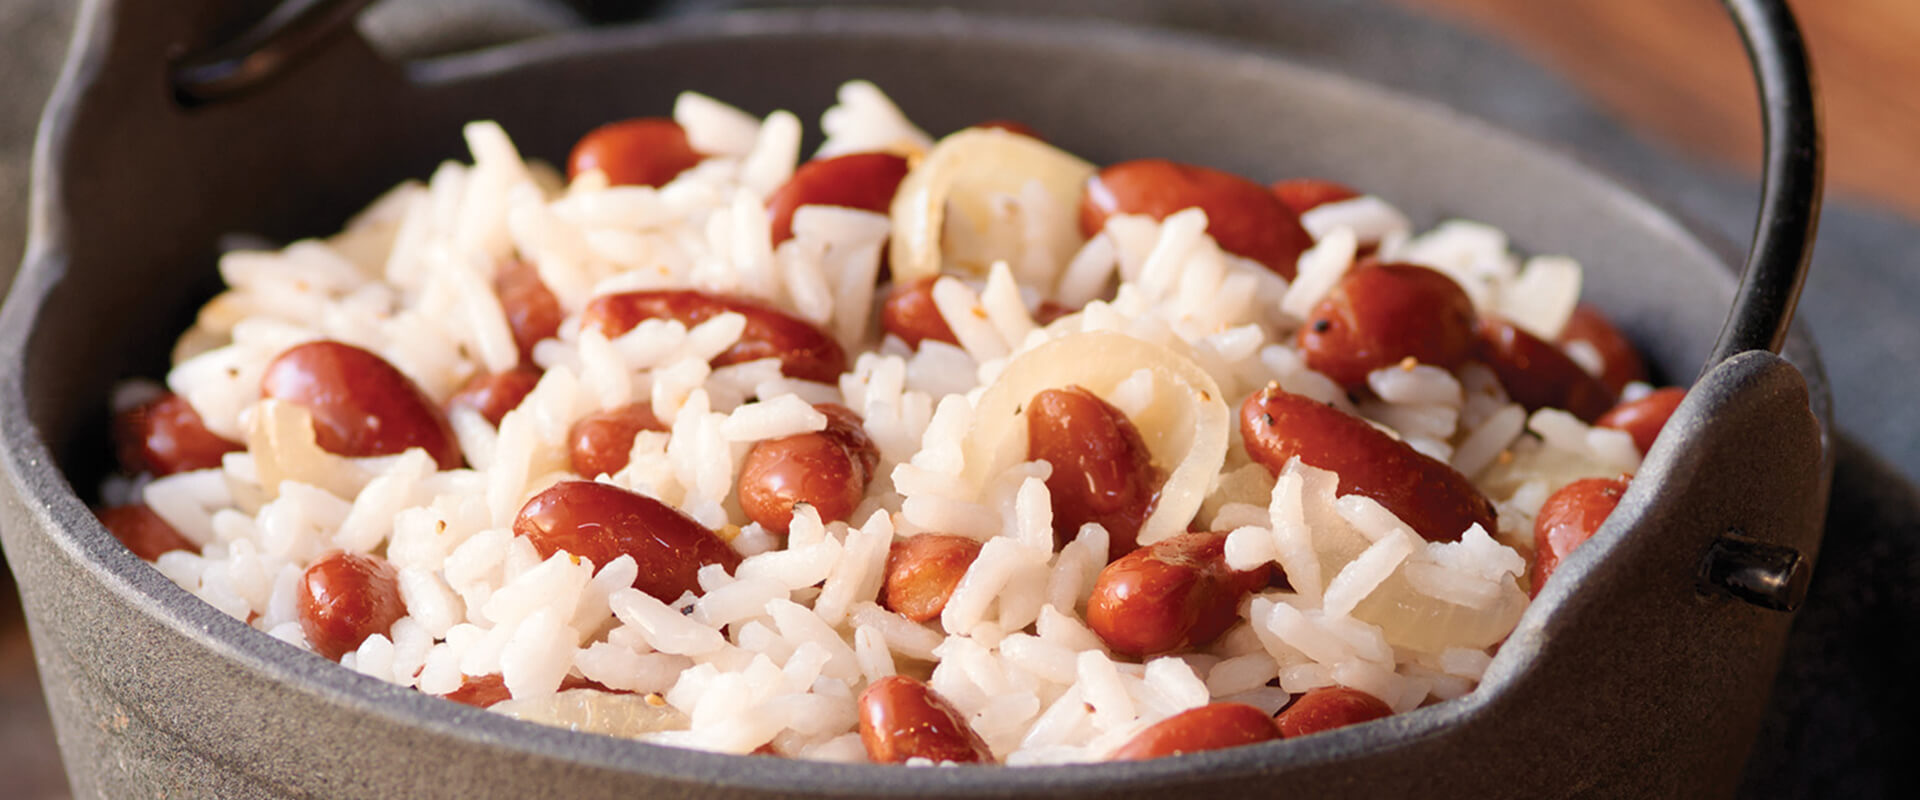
[1, 0, 1826, 796]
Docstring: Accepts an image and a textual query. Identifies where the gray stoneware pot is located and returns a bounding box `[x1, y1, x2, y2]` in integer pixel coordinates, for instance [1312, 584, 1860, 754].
[0, 0, 1827, 797]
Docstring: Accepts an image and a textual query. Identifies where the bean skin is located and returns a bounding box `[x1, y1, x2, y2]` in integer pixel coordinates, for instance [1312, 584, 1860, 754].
[880, 276, 960, 349]
[1109, 703, 1283, 760]
[298, 551, 406, 661]
[1475, 317, 1616, 422]
[737, 404, 879, 533]
[260, 341, 462, 469]
[1297, 263, 1479, 391]
[1558, 303, 1648, 397]
[1085, 531, 1269, 657]
[513, 480, 740, 601]
[1270, 178, 1361, 217]
[766, 152, 910, 244]
[1080, 159, 1313, 280]
[1273, 686, 1393, 738]
[857, 675, 993, 764]
[449, 367, 541, 426]
[113, 392, 242, 476]
[440, 673, 622, 708]
[1027, 386, 1162, 557]
[566, 118, 702, 188]
[880, 534, 984, 622]
[582, 290, 848, 383]
[497, 259, 563, 366]
[1033, 299, 1076, 325]
[1240, 385, 1496, 543]
[1596, 387, 1687, 454]
[567, 402, 667, 478]
[1530, 476, 1630, 596]
[95, 504, 196, 560]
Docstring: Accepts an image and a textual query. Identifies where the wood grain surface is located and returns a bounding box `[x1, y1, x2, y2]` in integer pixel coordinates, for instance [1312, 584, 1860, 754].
[0, 572, 66, 800]
[1400, 0, 1920, 218]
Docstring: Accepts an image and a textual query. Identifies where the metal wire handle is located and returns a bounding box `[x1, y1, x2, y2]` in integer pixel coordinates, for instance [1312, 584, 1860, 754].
[170, 0, 377, 105]
[1708, 0, 1825, 367]
[169, 0, 1824, 365]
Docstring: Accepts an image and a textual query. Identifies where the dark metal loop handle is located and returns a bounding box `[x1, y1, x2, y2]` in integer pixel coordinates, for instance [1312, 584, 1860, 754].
[170, 0, 376, 106]
[1707, 0, 1825, 368]
[171, 0, 1823, 363]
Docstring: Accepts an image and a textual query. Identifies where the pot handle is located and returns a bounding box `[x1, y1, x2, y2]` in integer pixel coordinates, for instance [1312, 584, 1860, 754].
[175, 0, 1823, 359]
[169, 0, 378, 105]
[1706, 0, 1824, 368]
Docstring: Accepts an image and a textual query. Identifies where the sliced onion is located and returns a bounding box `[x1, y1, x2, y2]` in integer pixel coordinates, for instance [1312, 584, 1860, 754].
[888, 128, 1095, 283]
[1288, 459, 1525, 654]
[1477, 437, 1621, 503]
[1351, 575, 1528, 654]
[247, 399, 370, 500]
[492, 689, 690, 738]
[963, 331, 1228, 545]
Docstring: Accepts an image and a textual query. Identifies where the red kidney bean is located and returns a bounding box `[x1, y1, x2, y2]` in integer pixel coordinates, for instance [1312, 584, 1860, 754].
[1596, 387, 1687, 455]
[581, 290, 847, 383]
[449, 367, 541, 427]
[1085, 531, 1269, 657]
[513, 480, 740, 601]
[880, 276, 960, 349]
[1273, 686, 1393, 738]
[737, 404, 879, 534]
[1033, 299, 1076, 325]
[567, 402, 667, 478]
[566, 118, 703, 188]
[766, 152, 910, 244]
[95, 504, 196, 560]
[440, 673, 623, 708]
[1557, 303, 1648, 397]
[1530, 476, 1630, 596]
[1079, 159, 1313, 280]
[113, 392, 242, 476]
[1474, 317, 1615, 422]
[298, 551, 406, 661]
[880, 534, 984, 622]
[1027, 386, 1162, 557]
[857, 675, 993, 764]
[496, 259, 563, 366]
[1240, 386, 1496, 543]
[972, 119, 1044, 140]
[260, 341, 462, 469]
[1296, 263, 1479, 391]
[1109, 703, 1283, 760]
[1270, 178, 1362, 217]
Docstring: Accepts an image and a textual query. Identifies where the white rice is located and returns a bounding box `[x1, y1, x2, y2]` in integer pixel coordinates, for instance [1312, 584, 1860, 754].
[119, 82, 1651, 764]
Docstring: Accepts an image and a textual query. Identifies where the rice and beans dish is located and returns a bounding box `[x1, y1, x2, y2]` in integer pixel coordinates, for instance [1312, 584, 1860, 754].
[97, 82, 1688, 764]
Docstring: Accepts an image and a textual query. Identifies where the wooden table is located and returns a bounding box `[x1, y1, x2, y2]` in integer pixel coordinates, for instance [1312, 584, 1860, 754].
[0, 573, 66, 800]
[1405, 0, 1920, 219]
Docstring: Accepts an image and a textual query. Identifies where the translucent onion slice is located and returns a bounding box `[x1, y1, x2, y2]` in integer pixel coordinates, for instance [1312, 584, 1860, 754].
[1289, 460, 1526, 654]
[247, 399, 370, 500]
[963, 331, 1228, 545]
[888, 128, 1095, 283]
[1350, 574, 1528, 655]
[492, 689, 690, 739]
[1476, 437, 1620, 503]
